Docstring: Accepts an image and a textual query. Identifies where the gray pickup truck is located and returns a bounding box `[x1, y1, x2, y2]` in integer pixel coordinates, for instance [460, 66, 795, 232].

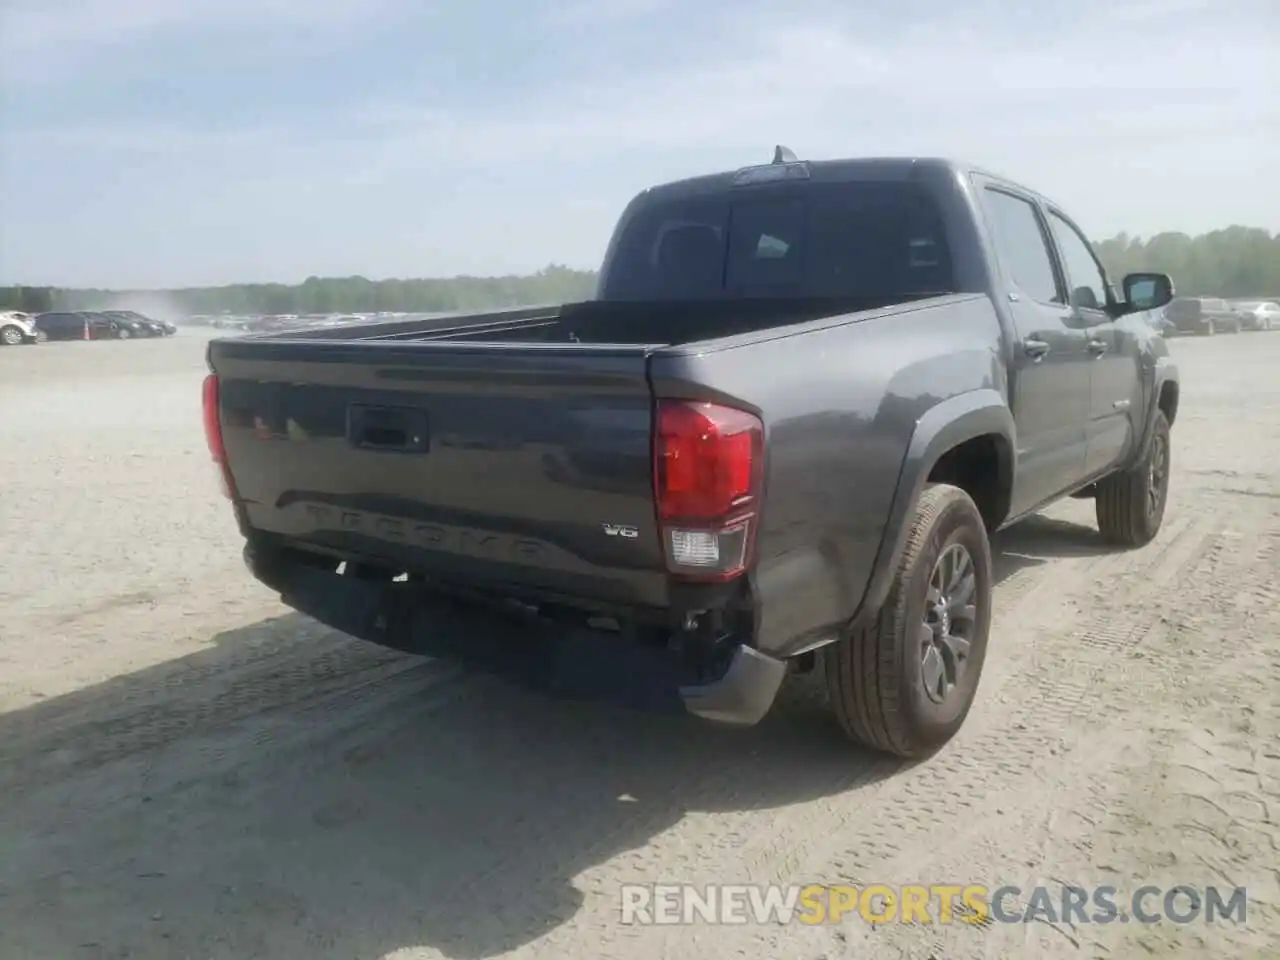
[204, 149, 1179, 759]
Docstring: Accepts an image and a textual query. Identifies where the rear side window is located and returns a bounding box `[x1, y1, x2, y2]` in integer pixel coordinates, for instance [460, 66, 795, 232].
[979, 189, 1060, 304]
[600, 180, 955, 301]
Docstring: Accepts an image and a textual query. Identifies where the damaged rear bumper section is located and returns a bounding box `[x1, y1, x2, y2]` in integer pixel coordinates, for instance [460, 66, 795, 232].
[243, 544, 787, 727]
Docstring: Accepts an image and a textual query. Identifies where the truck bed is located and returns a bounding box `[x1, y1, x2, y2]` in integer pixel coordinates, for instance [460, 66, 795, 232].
[206, 292, 952, 623]
[257, 294, 940, 347]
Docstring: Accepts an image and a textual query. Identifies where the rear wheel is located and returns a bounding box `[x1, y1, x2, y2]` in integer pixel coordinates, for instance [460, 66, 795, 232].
[822, 483, 992, 759]
[1203, 319, 1215, 335]
[1095, 409, 1170, 547]
[117, 327, 131, 339]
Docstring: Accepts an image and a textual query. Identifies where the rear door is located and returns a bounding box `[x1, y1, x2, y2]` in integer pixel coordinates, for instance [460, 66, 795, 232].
[975, 180, 1091, 514]
[1043, 207, 1140, 478]
[210, 340, 669, 610]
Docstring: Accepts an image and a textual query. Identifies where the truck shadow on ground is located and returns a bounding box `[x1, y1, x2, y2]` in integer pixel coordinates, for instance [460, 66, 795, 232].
[0, 516, 1115, 959]
[991, 511, 1125, 579]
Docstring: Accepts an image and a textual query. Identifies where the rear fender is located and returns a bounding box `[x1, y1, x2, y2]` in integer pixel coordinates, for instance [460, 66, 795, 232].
[848, 389, 1014, 631]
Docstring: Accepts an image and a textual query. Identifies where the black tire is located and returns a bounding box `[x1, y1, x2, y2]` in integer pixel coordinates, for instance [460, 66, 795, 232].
[822, 483, 993, 759]
[1202, 320, 1214, 336]
[1, 325, 24, 346]
[1095, 409, 1170, 548]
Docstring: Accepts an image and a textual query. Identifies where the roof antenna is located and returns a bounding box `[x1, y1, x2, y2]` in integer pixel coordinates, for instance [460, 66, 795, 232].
[772, 145, 798, 164]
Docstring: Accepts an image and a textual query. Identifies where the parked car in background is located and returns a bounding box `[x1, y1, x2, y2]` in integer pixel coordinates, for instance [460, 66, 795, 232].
[102, 309, 171, 336]
[32, 311, 92, 341]
[1229, 300, 1280, 331]
[211, 316, 254, 331]
[82, 311, 153, 338]
[128, 310, 177, 335]
[0, 311, 42, 345]
[33, 311, 134, 340]
[1164, 296, 1240, 335]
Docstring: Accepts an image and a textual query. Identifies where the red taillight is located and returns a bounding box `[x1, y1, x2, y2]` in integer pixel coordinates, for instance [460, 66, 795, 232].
[653, 399, 764, 581]
[202, 373, 234, 499]
[202, 374, 224, 461]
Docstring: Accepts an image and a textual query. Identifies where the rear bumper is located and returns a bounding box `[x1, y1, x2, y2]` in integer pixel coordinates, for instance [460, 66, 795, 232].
[244, 543, 787, 726]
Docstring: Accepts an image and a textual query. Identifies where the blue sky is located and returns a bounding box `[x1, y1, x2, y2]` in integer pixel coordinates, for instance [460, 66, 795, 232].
[1, 0, 1276, 288]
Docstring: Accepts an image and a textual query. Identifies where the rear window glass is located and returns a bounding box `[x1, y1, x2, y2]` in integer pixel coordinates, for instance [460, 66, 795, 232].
[1167, 299, 1201, 319]
[600, 180, 955, 301]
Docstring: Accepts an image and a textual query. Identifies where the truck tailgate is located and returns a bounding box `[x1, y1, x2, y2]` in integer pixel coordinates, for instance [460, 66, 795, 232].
[207, 340, 669, 610]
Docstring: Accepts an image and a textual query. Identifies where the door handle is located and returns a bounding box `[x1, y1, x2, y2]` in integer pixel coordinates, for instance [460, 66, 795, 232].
[1022, 337, 1050, 360]
[1087, 338, 1108, 355]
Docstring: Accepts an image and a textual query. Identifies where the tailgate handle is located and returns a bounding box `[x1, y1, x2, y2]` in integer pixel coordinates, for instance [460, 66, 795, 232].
[347, 404, 429, 452]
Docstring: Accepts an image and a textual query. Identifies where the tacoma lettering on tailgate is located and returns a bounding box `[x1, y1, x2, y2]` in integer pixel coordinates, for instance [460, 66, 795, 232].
[300, 503, 549, 563]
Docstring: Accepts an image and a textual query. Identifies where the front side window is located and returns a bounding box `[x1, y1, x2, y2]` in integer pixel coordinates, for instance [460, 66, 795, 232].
[1047, 212, 1109, 311]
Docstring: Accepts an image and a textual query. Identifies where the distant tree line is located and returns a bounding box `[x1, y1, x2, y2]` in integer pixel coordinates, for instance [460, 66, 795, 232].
[2, 227, 1277, 316]
[1094, 226, 1280, 298]
[0, 264, 599, 316]
[0, 286, 55, 313]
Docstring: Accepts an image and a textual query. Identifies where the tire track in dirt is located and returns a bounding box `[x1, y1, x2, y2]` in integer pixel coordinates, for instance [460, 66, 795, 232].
[829, 507, 1280, 960]
[2, 510, 1170, 831]
[812, 520, 1228, 870]
[703, 509, 1266, 959]
[0, 503, 1224, 960]
[512, 503, 1227, 959]
[745, 513, 1215, 863]
[0, 631, 459, 795]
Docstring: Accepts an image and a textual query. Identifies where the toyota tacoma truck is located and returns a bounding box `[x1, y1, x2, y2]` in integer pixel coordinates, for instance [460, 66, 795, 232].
[203, 150, 1180, 759]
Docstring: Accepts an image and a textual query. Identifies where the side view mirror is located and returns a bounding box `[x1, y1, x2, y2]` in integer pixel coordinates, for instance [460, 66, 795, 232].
[1122, 272, 1173, 312]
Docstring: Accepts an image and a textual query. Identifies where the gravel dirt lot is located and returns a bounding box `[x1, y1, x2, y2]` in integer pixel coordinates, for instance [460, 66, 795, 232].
[1, 330, 1277, 959]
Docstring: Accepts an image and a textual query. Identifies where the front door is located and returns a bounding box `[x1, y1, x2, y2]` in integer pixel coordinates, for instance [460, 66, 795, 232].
[1044, 209, 1140, 478]
[975, 183, 1092, 516]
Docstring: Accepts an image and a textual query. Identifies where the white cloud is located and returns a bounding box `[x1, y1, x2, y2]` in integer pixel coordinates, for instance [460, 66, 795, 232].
[0, 0, 395, 82]
[338, 9, 1279, 185]
[538, 0, 678, 27]
[3, 0, 377, 50]
[2, 0, 1277, 285]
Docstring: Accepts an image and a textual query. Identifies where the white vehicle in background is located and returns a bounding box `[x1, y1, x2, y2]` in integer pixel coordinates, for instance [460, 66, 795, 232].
[0, 311, 43, 345]
[1229, 299, 1280, 331]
